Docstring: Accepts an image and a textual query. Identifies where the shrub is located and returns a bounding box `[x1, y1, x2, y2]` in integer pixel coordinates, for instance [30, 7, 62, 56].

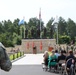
[59, 35, 71, 44]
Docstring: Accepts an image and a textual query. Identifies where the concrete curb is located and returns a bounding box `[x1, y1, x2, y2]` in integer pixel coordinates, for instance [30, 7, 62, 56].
[11, 55, 26, 63]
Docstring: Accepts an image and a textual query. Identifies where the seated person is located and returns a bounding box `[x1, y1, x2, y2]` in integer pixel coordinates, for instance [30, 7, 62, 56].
[55, 50, 60, 58]
[48, 50, 58, 70]
[63, 50, 66, 54]
[43, 51, 49, 67]
[65, 50, 76, 73]
[58, 50, 66, 67]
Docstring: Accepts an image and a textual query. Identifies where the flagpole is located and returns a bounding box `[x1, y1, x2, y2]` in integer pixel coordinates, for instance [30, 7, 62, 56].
[21, 28, 22, 38]
[52, 16, 58, 44]
[23, 17, 25, 39]
[56, 16, 58, 44]
[40, 18, 41, 39]
[18, 17, 25, 39]
[39, 8, 41, 39]
[24, 24, 25, 39]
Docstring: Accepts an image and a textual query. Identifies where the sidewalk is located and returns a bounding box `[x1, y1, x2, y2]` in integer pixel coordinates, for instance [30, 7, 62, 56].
[12, 53, 44, 65]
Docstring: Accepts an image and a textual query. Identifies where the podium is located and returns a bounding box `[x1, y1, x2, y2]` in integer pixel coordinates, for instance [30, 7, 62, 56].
[33, 46, 37, 54]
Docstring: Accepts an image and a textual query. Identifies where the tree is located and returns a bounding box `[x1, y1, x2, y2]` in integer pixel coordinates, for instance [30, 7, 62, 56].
[59, 35, 71, 44]
[0, 16, 76, 47]
[66, 18, 76, 39]
[58, 17, 67, 35]
[27, 17, 44, 39]
[36, 28, 40, 38]
[50, 25, 54, 38]
[31, 28, 34, 38]
[46, 17, 54, 38]
[0, 22, 4, 33]
[13, 18, 20, 35]
[43, 27, 47, 38]
[25, 28, 28, 38]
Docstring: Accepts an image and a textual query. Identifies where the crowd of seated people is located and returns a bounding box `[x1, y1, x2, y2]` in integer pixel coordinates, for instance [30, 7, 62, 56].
[43, 48, 76, 74]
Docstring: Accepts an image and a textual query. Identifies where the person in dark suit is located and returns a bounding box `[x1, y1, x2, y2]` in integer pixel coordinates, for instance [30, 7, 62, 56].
[58, 51, 66, 67]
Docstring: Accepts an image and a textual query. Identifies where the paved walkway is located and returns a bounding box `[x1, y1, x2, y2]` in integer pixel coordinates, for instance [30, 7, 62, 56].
[1, 53, 59, 75]
[12, 53, 44, 65]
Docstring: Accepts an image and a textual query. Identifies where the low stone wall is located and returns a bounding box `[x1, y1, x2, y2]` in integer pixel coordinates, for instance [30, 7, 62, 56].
[6, 45, 22, 53]
[6, 39, 56, 54]
[21, 39, 56, 54]
[6, 39, 76, 54]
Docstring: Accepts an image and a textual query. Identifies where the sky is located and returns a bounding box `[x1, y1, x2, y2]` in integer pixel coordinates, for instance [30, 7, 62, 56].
[0, 0, 76, 26]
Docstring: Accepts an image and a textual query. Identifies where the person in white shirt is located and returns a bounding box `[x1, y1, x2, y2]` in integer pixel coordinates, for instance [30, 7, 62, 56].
[55, 50, 60, 58]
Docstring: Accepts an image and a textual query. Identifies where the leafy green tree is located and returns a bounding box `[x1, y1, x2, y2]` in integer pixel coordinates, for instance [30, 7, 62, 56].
[46, 17, 54, 38]
[27, 17, 44, 38]
[58, 17, 67, 35]
[59, 35, 71, 44]
[13, 18, 20, 35]
[0, 16, 76, 47]
[66, 18, 76, 39]
[0, 22, 4, 33]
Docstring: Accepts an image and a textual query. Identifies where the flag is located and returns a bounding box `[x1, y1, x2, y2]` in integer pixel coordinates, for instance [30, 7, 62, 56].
[39, 8, 41, 20]
[40, 41, 42, 50]
[18, 19, 24, 25]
